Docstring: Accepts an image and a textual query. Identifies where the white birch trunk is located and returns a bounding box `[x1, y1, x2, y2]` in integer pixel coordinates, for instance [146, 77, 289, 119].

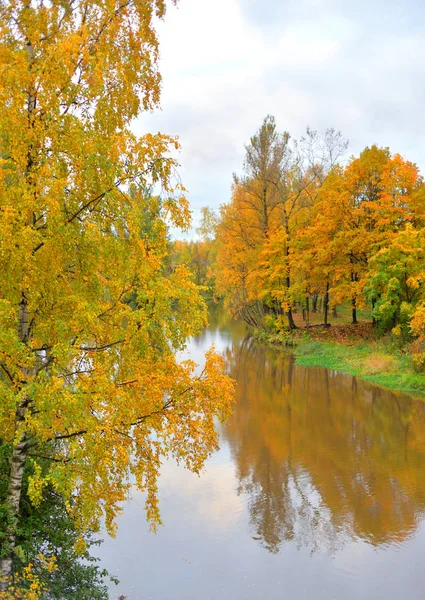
[0, 300, 31, 589]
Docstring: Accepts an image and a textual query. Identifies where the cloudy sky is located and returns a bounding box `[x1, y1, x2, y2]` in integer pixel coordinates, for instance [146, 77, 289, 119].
[134, 0, 425, 234]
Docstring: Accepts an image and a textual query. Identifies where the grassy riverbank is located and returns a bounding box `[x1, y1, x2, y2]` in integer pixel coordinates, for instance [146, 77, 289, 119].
[255, 322, 425, 396]
[295, 339, 425, 395]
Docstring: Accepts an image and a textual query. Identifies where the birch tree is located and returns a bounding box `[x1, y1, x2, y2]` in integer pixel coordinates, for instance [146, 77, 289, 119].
[0, 0, 234, 591]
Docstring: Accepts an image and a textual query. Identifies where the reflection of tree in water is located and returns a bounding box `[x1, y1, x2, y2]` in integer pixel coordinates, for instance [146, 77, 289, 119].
[241, 456, 342, 555]
[221, 336, 425, 554]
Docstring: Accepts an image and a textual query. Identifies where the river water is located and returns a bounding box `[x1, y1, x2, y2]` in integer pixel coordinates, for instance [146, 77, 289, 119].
[97, 307, 425, 599]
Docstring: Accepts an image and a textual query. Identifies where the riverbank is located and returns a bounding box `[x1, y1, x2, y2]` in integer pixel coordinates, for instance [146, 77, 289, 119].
[255, 324, 425, 396]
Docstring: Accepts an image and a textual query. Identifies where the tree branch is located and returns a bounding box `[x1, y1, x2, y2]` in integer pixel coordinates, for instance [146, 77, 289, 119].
[80, 339, 125, 351]
[0, 362, 14, 384]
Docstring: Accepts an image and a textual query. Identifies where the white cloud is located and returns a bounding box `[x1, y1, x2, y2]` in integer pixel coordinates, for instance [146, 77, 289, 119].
[134, 0, 425, 235]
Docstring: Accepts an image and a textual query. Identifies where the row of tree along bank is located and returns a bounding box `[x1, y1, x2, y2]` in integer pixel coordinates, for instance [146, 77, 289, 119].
[172, 116, 425, 381]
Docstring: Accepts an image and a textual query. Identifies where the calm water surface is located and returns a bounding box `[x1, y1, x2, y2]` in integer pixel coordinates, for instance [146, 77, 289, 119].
[97, 308, 425, 599]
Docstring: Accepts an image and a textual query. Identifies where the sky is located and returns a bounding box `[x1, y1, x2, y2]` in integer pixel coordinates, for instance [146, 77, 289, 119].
[134, 0, 425, 235]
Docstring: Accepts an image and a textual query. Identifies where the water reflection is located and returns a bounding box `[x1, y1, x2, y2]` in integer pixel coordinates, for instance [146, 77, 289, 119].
[218, 320, 425, 555]
[97, 307, 425, 600]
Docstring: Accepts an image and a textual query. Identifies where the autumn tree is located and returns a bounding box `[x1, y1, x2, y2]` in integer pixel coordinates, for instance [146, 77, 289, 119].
[293, 167, 347, 326]
[215, 184, 268, 326]
[216, 117, 347, 329]
[197, 206, 219, 243]
[229, 116, 292, 324]
[317, 146, 425, 324]
[169, 208, 219, 295]
[234, 115, 289, 239]
[0, 0, 234, 592]
[195, 207, 220, 295]
[365, 225, 425, 336]
[264, 127, 347, 328]
[215, 117, 288, 326]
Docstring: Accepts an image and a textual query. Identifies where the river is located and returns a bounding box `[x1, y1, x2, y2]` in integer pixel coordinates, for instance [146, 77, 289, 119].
[96, 306, 425, 599]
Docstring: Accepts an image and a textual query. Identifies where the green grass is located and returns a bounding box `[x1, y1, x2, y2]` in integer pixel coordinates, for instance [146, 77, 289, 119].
[295, 340, 425, 396]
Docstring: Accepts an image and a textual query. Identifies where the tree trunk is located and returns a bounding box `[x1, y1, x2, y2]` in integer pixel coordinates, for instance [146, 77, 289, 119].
[351, 269, 358, 325]
[312, 293, 318, 313]
[352, 297, 357, 325]
[324, 282, 330, 327]
[286, 271, 296, 330]
[0, 298, 31, 590]
[372, 298, 376, 326]
[286, 309, 296, 330]
[305, 296, 310, 327]
[262, 184, 269, 238]
[332, 306, 338, 318]
[284, 217, 296, 330]
[0, 421, 27, 590]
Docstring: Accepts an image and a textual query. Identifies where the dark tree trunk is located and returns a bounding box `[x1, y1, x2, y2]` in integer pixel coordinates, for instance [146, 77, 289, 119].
[352, 297, 357, 324]
[324, 282, 330, 327]
[305, 296, 310, 327]
[284, 219, 296, 330]
[286, 309, 296, 330]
